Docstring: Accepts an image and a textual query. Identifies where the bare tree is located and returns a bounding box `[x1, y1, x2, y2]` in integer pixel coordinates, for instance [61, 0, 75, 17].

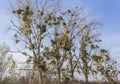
[0, 43, 14, 80]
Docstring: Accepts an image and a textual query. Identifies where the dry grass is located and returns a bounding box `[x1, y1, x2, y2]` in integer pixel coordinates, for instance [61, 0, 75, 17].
[0, 78, 120, 84]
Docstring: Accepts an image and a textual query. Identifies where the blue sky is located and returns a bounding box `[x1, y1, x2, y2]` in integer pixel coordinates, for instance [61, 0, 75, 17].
[80, 0, 120, 61]
[0, 0, 120, 63]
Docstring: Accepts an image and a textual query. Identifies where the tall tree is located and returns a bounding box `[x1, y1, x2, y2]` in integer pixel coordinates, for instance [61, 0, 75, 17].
[78, 21, 101, 83]
[11, 0, 61, 84]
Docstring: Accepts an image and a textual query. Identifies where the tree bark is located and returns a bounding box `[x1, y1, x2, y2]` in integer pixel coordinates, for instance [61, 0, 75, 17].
[85, 65, 88, 84]
[57, 68, 61, 84]
[69, 53, 74, 80]
[85, 74, 88, 84]
[39, 71, 43, 84]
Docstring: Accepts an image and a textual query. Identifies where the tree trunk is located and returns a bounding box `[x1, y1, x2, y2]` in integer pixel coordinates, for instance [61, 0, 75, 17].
[39, 71, 43, 84]
[69, 53, 74, 80]
[71, 70, 74, 80]
[85, 74, 88, 84]
[58, 68, 61, 84]
[85, 65, 88, 84]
